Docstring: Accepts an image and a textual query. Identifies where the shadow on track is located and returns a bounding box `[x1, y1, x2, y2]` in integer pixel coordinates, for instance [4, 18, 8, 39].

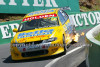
[3, 52, 65, 63]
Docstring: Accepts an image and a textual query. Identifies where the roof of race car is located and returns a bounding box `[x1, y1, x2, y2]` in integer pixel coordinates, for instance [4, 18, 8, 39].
[23, 7, 71, 20]
[24, 9, 59, 18]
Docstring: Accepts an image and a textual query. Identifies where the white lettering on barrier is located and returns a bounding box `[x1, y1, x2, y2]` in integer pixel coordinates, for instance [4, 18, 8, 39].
[81, 13, 89, 26]
[70, 12, 100, 27]
[45, 0, 58, 7]
[22, 0, 30, 6]
[70, 15, 78, 27]
[0, 25, 11, 39]
[0, 0, 58, 7]
[88, 12, 96, 25]
[94, 12, 100, 24]
[0, 23, 19, 39]
[33, 0, 44, 7]
[75, 14, 83, 26]
[0, 0, 6, 5]
[9, 0, 17, 5]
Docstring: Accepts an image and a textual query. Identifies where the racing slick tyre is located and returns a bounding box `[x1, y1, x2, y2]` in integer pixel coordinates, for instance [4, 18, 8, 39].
[63, 35, 67, 54]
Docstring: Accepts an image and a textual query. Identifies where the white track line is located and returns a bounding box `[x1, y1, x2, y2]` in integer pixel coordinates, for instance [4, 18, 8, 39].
[45, 45, 84, 67]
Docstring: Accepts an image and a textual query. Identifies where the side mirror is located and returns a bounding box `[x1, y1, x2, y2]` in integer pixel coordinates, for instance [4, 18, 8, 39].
[13, 28, 18, 32]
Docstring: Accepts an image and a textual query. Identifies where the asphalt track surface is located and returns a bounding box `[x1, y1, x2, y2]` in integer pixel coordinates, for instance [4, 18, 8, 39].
[0, 28, 91, 67]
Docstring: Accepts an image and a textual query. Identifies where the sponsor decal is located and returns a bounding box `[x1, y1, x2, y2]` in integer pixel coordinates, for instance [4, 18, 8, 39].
[27, 45, 41, 51]
[22, 14, 57, 21]
[16, 43, 51, 52]
[18, 35, 50, 42]
[18, 29, 54, 39]
[14, 43, 50, 48]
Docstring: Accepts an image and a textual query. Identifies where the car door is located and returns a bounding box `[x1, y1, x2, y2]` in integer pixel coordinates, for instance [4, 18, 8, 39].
[58, 10, 73, 44]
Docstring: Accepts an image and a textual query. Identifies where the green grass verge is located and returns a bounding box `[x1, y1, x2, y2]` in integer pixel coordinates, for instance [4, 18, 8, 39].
[95, 33, 100, 41]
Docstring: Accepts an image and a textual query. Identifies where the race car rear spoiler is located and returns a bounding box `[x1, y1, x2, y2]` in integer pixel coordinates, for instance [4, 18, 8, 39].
[60, 6, 71, 11]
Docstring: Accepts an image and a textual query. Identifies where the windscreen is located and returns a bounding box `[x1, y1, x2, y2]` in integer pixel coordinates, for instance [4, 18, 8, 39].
[18, 14, 59, 31]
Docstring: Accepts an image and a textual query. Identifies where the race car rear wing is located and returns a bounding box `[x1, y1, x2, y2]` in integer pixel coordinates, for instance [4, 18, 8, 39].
[60, 6, 71, 11]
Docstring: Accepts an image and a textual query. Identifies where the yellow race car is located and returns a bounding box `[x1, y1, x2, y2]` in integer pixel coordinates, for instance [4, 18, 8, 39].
[10, 7, 78, 60]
